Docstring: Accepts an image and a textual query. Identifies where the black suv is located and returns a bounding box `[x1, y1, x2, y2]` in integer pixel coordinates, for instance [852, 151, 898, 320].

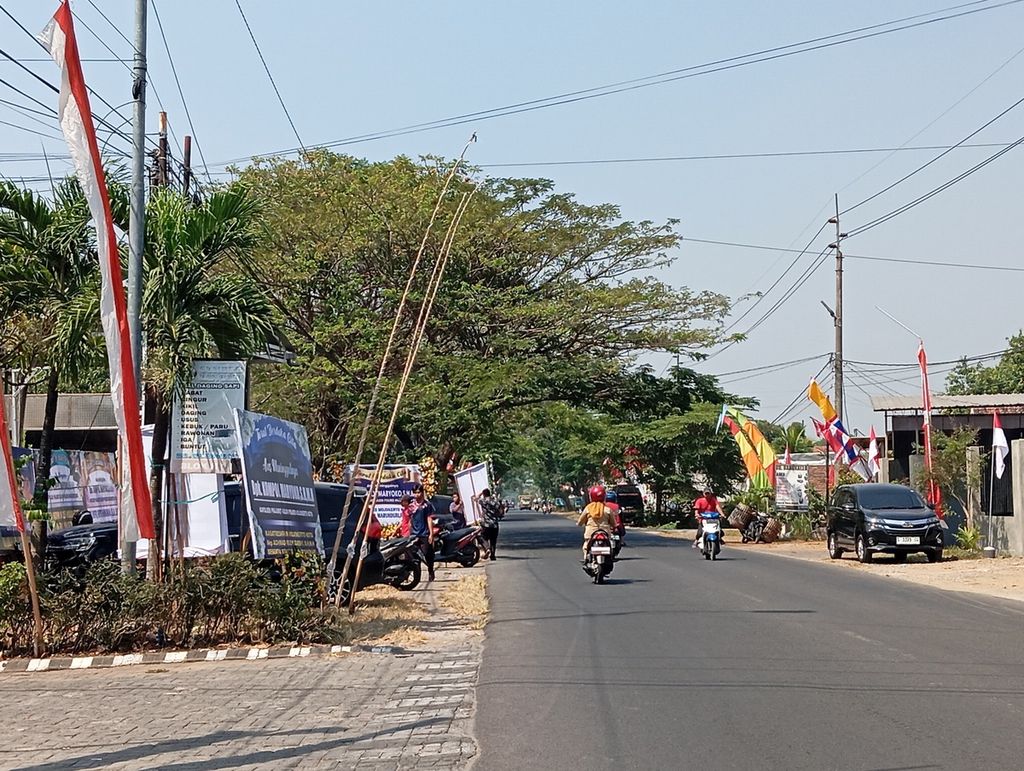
[827, 483, 945, 563]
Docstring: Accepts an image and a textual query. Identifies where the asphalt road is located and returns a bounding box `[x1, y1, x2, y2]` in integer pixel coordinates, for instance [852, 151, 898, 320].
[474, 511, 1024, 771]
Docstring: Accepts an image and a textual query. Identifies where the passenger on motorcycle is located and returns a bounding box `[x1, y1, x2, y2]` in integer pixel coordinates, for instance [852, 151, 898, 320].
[693, 488, 724, 549]
[577, 484, 618, 556]
[604, 490, 625, 538]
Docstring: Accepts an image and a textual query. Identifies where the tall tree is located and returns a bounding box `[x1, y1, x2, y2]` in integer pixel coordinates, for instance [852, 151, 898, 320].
[136, 187, 275, 570]
[236, 152, 730, 470]
[0, 178, 106, 508]
[946, 332, 1024, 395]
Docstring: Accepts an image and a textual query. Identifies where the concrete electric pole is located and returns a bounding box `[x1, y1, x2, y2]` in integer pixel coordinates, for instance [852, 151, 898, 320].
[124, 0, 148, 574]
[828, 194, 846, 425]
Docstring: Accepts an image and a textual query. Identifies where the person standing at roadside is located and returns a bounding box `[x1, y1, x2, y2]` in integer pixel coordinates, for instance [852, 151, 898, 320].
[409, 483, 437, 581]
[474, 488, 502, 561]
[450, 492, 467, 529]
[399, 494, 413, 537]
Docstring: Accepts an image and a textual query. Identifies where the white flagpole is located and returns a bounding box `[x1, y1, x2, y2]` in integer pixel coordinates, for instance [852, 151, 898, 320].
[987, 437, 996, 548]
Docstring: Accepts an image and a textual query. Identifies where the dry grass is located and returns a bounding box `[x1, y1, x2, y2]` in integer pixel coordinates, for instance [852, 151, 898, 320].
[439, 574, 489, 629]
[326, 584, 429, 647]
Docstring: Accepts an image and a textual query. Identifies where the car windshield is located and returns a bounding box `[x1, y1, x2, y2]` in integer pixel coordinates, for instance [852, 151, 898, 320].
[858, 487, 926, 510]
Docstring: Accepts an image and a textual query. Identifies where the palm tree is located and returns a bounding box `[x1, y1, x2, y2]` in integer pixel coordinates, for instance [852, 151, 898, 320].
[0, 178, 105, 511]
[140, 186, 275, 569]
[783, 422, 814, 454]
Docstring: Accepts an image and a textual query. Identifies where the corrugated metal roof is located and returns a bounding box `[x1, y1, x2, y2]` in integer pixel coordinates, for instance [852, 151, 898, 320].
[871, 393, 1024, 412]
[3, 393, 117, 431]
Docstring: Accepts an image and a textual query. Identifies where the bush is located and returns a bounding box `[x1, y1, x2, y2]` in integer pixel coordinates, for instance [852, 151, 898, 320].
[0, 553, 341, 658]
[955, 525, 982, 552]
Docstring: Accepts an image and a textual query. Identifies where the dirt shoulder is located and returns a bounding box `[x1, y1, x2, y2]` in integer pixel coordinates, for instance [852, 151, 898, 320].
[647, 527, 1024, 604]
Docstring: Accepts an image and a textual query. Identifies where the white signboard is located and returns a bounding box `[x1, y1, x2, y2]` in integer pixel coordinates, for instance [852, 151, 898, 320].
[454, 462, 491, 525]
[171, 360, 247, 474]
[775, 467, 809, 510]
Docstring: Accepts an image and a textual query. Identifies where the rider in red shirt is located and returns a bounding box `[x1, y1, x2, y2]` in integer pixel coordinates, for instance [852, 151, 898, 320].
[693, 488, 723, 548]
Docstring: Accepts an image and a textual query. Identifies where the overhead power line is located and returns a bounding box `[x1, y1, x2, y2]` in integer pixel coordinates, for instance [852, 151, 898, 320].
[683, 237, 1024, 273]
[478, 142, 1019, 168]
[209, 0, 1024, 167]
[233, 0, 306, 155]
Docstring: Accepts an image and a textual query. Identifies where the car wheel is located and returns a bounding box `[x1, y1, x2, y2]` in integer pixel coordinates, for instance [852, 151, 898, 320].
[856, 533, 872, 563]
[827, 531, 843, 560]
[927, 549, 943, 564]
[893, 552, 908, 564]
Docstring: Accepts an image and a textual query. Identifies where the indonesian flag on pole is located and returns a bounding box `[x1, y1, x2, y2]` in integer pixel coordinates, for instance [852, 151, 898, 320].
[784, 445, 792, 466]
[41, 2, 155, 541]
[993, 412, 1009, 479]
[918, 342, 941, 512]
[0, 384, 26, 533]
[868, 427, 881, 480]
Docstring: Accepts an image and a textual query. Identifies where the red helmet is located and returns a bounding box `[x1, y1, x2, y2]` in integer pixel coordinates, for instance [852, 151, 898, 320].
[588, 484, 606, 503]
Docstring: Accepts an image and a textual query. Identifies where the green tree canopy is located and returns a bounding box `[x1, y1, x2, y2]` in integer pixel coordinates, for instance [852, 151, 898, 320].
[235, 152, 731, 473]
[946, 332, 1024, 395]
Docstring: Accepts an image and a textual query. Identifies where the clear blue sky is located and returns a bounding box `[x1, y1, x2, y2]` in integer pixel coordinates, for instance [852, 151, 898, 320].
[3, 0, 1024, 436]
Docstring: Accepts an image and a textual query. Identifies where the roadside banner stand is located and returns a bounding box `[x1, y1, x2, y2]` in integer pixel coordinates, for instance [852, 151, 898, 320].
[455, 462, 491, 524]
[233, 409, 323, 559]
[345, 464, 420, 528]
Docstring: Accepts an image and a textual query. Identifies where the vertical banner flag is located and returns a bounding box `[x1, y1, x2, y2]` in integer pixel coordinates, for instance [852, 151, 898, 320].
[725, 407, 777, 486]
[992, 412, 1009, 479]
[0, 385, 26, 533]
[783, 445, 793, 466]
[868, 427, 881, 480]
[917, 343, 941, 510]
[41, 2, 154, 540]
[721, 415, 770, 488]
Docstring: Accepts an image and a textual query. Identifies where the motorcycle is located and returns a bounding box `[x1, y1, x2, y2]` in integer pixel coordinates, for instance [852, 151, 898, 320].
[735, 512, 782, 544]
[582, 529, 615, 584]
[334, 535, 423, 604]
[431, 516, 483, 567]
[699, 513, 722, 561]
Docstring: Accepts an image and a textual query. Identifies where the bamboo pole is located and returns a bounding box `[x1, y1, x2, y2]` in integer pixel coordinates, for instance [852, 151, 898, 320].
[329, 142, 476, 602]
[348, 187, 477, 613]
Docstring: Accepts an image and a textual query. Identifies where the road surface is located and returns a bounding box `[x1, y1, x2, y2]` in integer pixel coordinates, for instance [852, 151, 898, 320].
[475, 511, 1024, 770]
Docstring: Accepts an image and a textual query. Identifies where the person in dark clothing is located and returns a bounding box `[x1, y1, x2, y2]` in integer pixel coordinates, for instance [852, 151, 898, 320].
[409, 482, 437, 580]
[474, 488, 502, 561]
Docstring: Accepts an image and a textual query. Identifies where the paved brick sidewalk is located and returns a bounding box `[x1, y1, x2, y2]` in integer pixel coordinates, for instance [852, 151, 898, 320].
[0, 567, 482, 771]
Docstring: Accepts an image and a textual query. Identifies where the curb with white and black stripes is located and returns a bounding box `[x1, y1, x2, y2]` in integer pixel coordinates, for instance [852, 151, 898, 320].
[0, 642, 408, 674]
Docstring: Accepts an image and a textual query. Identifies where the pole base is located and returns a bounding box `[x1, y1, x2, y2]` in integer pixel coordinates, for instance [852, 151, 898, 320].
[982, 546, 997, 559]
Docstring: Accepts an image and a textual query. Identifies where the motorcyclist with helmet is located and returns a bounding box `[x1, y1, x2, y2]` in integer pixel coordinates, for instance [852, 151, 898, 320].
[577, 484, 618, 556]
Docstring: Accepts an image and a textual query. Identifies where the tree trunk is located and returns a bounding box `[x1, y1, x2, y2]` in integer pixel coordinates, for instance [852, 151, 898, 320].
[33, 367, 60, 510]
[655, 487, 663, 518]
[146, 389, 169, 581]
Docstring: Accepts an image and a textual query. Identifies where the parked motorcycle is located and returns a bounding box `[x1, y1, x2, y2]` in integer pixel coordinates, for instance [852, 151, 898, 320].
[733, 511, 782, 544]
[431, 516, 483, 567]
[582, 529, 615, 584]
[334, 535, 423, 604]
[699, 513, 722, 561]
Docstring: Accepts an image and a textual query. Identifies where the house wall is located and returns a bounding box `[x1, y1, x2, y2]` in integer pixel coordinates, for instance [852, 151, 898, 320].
[970, 441, 1024, 556]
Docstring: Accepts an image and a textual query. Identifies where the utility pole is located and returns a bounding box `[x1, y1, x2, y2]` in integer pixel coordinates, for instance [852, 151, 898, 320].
[124, 0, 148, 575]
[828, 194, 846, 425]
[182, 135, 192, 196]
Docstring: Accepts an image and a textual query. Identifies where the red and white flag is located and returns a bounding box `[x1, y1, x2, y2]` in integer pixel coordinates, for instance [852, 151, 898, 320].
[0, 385, 26, 534]
[783, 445, 792, 466]
[41, 3, 154, 541]
[918, 342, 941, 511]
[868, 427, 881, 479]
[992, 412, 1010, 479]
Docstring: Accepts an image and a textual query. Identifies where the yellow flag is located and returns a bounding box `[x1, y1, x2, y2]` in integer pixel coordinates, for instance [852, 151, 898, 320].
[808, 380, 837, 423]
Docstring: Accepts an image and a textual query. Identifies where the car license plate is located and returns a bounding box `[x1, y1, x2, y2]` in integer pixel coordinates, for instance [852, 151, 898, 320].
[896, 536, 920, 545]
[590, 546, 611, 555]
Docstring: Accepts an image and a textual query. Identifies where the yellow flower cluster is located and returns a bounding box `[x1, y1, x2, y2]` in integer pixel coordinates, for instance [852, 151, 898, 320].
[420, 456, 438, 498]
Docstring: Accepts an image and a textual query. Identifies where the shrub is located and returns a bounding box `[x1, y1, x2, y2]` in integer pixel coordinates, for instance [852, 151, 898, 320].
[0, 552, 342, 658]
[955, 525, 982, 552]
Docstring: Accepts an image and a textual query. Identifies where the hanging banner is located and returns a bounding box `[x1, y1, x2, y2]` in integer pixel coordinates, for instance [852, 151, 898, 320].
[34, 449, 119, 531]
[171, 360, 247, 474]
[775, 467, 809, 510]
[454, 462, 491, 525]
[234, 409, 323, 559]
[345, 464, 420, 527]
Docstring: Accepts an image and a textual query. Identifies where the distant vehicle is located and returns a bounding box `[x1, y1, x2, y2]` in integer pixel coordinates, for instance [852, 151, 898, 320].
[518, 495, 533, 510]
[613, 484, 645, 524]
[826, 483, 945, 563]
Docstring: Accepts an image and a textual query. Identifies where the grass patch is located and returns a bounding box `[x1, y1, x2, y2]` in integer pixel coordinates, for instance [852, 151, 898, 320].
[439, 574, 489, 629]
[944, 547, 983, 561]
[330, 585, 429, 647]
